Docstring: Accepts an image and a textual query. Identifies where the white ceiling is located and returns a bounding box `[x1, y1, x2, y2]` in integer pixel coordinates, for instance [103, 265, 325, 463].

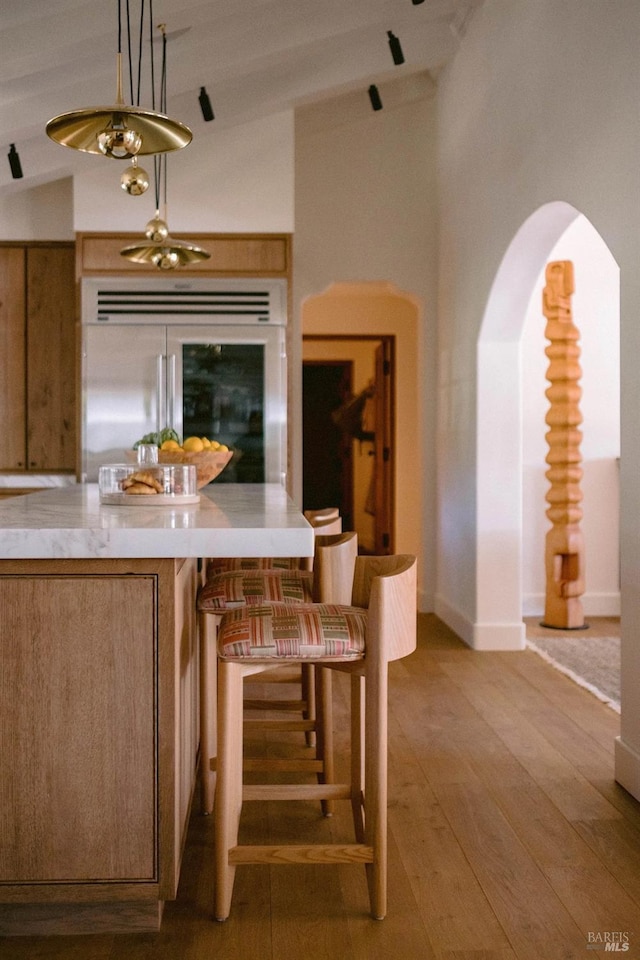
[0, 0, 483, 195]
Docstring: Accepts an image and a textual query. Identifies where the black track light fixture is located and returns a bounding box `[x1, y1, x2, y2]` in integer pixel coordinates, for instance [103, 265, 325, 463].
[368, 85, 383, 111]
[8, 144, 23, 179]
[199, 87, 214, 122]
[412, 0, 426, 5]
[387, 30, 405, 65]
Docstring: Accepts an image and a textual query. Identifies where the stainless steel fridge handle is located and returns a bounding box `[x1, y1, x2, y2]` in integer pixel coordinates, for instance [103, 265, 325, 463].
[167, 354, 176, 430]
[156, 354, 165, 433]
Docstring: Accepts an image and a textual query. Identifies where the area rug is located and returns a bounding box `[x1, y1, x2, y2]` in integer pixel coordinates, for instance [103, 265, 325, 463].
[527, 635, 620, 712]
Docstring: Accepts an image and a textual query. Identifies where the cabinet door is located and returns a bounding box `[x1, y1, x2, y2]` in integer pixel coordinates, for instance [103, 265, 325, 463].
[0, 572, 157, 884]
[26, 246, 76, 470]
[0, 247, 26, 469]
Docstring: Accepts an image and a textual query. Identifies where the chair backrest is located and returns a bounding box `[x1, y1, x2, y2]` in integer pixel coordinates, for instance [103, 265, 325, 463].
[309, 515, 342, 535]
[352, 555, 417, 664]
[312, 531, 358, 604]
[304, 507, 340, 526]
[300, 514, 344, 570]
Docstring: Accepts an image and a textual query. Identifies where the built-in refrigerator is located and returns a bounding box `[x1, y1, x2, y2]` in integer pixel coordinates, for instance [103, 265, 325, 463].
[80, 276, 287, 484]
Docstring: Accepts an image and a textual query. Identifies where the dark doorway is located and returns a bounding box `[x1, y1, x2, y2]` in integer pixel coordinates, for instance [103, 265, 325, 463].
[302, 362, 354, 530]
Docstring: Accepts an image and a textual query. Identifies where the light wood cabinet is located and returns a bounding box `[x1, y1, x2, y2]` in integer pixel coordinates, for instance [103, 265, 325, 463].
[0, 556, 199, 935]
[0, 247, 26, 470]
[76, 231, 291, 277]
[0, 243, 76, 473]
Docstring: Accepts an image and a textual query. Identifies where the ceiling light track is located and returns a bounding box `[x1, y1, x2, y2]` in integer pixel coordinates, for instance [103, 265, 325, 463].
[7, 144, 23, 179]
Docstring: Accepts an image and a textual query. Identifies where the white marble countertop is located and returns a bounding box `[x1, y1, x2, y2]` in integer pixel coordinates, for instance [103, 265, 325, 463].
[0, 484, 314, 560]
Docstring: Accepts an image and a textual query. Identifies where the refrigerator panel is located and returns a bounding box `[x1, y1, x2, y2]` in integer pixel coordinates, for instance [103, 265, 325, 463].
[82, 276, 287, 325]
[167, 325, 286, 484]
[82, 324, 167, 480]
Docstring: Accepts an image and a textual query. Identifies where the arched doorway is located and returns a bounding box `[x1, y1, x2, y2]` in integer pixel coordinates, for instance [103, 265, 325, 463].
[301, 282, 425, 596]
[475, 200, 620, 650]
[521, 217, 621, 625]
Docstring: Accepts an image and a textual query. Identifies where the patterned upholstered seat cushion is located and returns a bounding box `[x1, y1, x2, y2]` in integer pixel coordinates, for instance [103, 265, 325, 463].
[217, 603, 367, 660]
[206, 556, 301, 577]
[198, 569, 314, 611]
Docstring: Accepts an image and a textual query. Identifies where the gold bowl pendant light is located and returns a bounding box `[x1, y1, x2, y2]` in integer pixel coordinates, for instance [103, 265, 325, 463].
[120, 207, 211, 269]
[45, 0, 191, 158]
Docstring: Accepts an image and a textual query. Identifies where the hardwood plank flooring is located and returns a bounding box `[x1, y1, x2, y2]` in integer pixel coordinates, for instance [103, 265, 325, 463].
[2, 614, 639, 960]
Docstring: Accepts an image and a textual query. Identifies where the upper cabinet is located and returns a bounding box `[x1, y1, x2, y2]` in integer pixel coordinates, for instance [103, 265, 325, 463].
[76, 232, 291, 277]
[0, 244, 76, 472]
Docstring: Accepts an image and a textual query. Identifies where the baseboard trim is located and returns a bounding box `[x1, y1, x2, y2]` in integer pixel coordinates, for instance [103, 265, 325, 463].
[615, 736, 640, 803]
[434, 595, 527, 650]
[473, 621, 526, 651]
[0, 899, 163, 936]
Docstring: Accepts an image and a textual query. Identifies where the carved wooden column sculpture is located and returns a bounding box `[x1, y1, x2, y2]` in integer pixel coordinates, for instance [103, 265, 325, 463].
[541, 260, 587, 629]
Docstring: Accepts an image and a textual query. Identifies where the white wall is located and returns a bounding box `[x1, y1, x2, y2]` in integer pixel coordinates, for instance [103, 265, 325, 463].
[73, 113, 294, 233]
[0, 178, 74, 240]
[436, 0, 640, 795]
[0, 114, 294, 239]
[522, 216, 620, 617]
[294, 83, 439, 608]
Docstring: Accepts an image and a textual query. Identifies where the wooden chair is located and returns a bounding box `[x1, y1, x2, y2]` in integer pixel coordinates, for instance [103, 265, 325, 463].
[213, 553, 417, 921]
[198, 531, 357, 815]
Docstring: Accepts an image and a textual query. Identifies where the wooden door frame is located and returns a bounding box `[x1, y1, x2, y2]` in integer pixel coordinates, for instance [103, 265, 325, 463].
[302, 334, 395, 554]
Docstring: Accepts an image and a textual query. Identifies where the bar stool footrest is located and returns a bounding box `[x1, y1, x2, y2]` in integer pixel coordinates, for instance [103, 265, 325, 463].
[243, 758, 324, 772]
[242, 783, 352, 801]
[229, 843, 374, 865]
[244, 718, 315, 732]
[244, 698, 306, 711]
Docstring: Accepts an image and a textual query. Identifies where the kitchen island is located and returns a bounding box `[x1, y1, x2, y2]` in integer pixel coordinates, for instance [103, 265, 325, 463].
[0, 484, 313, 936]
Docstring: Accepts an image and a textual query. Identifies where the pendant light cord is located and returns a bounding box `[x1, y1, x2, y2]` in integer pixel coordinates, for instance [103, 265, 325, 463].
[124, 0, 134, 105]
[151, 17, 167, 215]
[161, 25, 168, 213]
[135, 0, 144, 107]
[149, 0, 156, 111]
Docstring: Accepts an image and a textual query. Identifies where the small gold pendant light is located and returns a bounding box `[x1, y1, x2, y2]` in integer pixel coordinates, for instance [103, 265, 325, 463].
[45, 0, 191, 158]
[120, 210, 211, 269]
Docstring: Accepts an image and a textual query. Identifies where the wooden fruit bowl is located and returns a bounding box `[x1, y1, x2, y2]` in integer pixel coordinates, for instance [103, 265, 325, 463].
[156, 448, 233, 488]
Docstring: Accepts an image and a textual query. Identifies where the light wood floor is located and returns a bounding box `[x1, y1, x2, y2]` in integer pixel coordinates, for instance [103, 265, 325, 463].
[2, 613, 639, 960]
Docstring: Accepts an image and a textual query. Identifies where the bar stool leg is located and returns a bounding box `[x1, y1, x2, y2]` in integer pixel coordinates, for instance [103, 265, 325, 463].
[364, 660, 388, 920]
[301, 663, 316, 747]
[214, 660, 244, 922]
[314, 666, 334, 816]
[350, 673, 365, 843]
[199, 610, 219, 816]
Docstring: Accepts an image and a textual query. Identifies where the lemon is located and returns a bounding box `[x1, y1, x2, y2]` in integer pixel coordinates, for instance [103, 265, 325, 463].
[210, 439, 220, 450]
[183, 436, 205, 453]
[218, 443, 229, 452]
[160, 439, 180, 450]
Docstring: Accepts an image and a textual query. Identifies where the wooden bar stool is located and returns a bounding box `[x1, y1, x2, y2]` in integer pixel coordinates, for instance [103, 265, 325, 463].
[213, 553, 417, 921]
[198, 531, 357, 815]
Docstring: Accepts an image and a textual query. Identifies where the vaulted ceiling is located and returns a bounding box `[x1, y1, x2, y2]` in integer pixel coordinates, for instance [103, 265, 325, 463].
[0, 0, 483, 195]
